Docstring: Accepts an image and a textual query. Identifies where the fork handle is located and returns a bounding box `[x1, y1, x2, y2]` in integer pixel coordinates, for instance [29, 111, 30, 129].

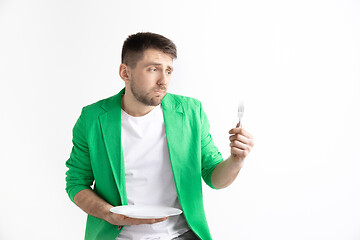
[233, 120, 242, 157]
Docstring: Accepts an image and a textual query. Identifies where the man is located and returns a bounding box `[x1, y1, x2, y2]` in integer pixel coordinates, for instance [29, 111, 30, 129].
[65, 32, 254, 240]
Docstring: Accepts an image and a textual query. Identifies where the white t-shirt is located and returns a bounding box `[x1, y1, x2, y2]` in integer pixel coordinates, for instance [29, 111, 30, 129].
[116, 105, 189, 240]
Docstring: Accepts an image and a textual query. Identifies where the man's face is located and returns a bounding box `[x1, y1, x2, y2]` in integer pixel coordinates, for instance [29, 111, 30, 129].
[127, 48, 174, 106]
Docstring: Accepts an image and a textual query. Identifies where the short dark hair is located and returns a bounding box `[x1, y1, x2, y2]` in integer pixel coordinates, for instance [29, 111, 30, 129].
[121, 32, 177, 68]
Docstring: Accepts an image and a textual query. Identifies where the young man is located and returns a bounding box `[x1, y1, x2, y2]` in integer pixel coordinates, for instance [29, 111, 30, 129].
[65, 32, 254, 240]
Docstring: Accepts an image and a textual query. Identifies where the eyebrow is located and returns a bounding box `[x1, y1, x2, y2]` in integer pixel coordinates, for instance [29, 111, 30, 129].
[144, 62, 173, 71]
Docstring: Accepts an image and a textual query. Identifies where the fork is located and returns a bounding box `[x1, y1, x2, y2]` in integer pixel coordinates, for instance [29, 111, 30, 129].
[233, 101, 244, 158]
[238, 101, 245, 128]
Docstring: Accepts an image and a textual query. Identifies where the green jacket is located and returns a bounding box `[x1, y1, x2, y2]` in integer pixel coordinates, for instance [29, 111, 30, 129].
[65, 88, 223, 240]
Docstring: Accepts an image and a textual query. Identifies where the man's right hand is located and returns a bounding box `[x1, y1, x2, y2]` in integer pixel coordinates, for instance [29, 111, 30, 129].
[73, 189, 168, 227]
[105, 212, 168, 226]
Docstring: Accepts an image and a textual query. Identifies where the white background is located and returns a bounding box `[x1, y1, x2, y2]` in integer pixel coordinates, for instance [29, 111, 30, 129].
[1, 0, 360, 239]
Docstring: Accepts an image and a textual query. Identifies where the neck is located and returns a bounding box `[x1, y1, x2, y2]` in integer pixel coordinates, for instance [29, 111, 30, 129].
[121, 91, 156, 117]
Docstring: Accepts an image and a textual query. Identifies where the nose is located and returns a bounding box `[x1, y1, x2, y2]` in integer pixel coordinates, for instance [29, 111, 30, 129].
[157, 70, 169, 85]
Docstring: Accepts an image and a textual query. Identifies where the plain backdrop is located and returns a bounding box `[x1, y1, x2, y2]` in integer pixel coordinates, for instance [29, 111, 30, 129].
[1, 0, 360, 239]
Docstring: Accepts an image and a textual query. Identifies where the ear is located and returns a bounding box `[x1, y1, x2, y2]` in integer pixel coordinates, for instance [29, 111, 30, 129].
[119, 63, 130, 83]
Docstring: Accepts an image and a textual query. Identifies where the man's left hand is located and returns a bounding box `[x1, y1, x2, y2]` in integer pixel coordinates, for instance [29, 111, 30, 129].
[228, 124, 254, 166]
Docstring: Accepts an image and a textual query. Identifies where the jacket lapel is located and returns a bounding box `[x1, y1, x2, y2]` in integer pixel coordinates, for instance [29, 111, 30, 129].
[162, 93, 184, 187]
[99, 88, 128, 205]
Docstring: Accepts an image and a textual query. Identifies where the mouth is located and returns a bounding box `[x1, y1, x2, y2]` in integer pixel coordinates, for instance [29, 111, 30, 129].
[154, 89, 166, 95]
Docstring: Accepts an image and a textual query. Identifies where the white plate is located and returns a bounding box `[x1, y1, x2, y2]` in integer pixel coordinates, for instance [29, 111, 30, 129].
[110, 205, 183, 219]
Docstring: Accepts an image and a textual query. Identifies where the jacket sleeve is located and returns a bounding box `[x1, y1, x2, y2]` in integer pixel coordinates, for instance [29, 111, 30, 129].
[200, 102, 223, 189]
[65, 108, 94, 203]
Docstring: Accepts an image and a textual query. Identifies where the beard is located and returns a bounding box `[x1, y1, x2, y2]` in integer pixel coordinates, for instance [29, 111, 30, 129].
[130, 80, 167, 106]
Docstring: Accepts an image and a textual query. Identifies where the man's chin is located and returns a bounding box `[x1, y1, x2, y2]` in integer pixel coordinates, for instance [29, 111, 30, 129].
[150, 99, 164, 106]
[150, 95, 166, 106]
[141, 98, 160, 107]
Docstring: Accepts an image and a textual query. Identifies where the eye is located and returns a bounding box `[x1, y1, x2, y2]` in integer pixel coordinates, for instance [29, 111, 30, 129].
[150, 68, 157, 72]
[166, 70, 172, 75]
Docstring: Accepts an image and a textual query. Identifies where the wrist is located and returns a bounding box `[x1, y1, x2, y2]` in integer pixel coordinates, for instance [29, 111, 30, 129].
[102, 205, 115, 224]
[229, 156, 245, 169]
